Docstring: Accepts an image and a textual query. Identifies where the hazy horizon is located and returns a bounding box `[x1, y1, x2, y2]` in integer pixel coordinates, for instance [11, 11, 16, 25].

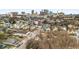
[0, 9, 79, 14]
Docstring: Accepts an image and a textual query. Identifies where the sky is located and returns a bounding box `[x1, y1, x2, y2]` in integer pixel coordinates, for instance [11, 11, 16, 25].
[0, 0, 79, 14]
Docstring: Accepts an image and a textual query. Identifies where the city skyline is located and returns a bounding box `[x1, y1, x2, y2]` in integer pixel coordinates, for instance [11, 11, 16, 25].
[0, 9, 79, 14]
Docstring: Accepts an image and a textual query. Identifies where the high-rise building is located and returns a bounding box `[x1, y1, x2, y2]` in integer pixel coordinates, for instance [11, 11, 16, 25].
[43, 9, 48, 15]
[31, 10, 34, 15]
[21, 12, 26, 15]
[40, 9, 49, 15]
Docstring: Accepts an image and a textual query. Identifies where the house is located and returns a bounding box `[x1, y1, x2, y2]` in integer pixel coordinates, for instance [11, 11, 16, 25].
[63, 15, 74, 20]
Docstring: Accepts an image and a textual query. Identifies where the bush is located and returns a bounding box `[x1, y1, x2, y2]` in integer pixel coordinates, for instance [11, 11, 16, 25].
[26, 31, 77, 49]
[0, 32, 8, 42]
